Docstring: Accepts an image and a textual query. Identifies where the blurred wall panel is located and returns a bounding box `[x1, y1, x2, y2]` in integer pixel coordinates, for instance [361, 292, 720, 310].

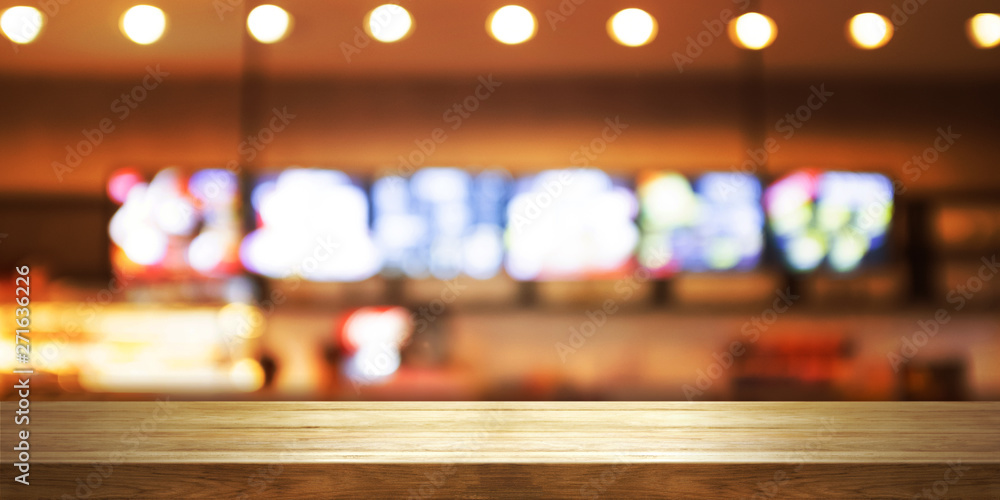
[2, 77, 998, 195]
[0, 197, 110, 279]
[763, 80, 1000, 194]
[0, 77, 242, 195]
[244, 77, 745, 174]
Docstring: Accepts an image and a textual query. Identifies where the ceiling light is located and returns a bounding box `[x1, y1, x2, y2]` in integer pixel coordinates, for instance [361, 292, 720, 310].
[0, 6, 44, 44]
[365, 4, 413, 43]
[607, 8, 657, 47]
[967, 13, 1000, 49]
[488, 5, 536, 45]
[729, 12, 777, 50]
[848, 13, 893, 49]
[247, 5, 291, 43]
[120, 5, 166, 45]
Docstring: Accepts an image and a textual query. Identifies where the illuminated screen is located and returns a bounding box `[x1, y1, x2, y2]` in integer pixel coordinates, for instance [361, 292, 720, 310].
[241, 168, 382, 282]
[505, 169, 639, 281]
[764, 170, 893, 273]
[108, 167, 242, 278]
[372, 167, 511, 280]
[637, 172, 764, 275]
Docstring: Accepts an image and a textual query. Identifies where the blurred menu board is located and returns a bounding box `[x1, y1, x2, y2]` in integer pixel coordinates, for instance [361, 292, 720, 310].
[504, 169, 639, 280]
[764, 169, 893, 273]
[371, 167, 511, 280]
[108, 167, 242, 279]
[240, 168, 382, 281]
[637, 172, 764, 276]
[111, 166, 900, 285]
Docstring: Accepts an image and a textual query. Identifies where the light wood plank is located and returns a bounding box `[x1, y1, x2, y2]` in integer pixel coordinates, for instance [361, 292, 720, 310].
[2, 402, 998, 464]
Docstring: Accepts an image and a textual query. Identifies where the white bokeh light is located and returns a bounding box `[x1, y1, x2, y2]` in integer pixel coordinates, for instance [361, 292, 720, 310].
[120, 5, 166, 45]
[968, 13, 1000, 49]
[848, 13, 893, 50]
[730, 12, 777, 50]
[247, 4, 291, 44]
[608, 8, 657, 47]
[366, 4, 413, 43]
[1, 6, 44, 44]
[488, 5, 536, 45]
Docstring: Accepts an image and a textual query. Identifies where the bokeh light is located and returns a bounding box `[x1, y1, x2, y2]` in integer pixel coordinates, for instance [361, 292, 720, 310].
[109, 168, 242, 277]
[488, 5, 536, 45]
[120, 5, 166, 45]
[638, 172, 764, 275]
[365, 4, 413, 43]
[1, 6, 44, 44]
[372, 168, 510, 280]
[607, 8, 657, 47]
[967, 13, 1000, 49]
[729, 12, 777, 50]
[765, 170, 893, 273]
[241, 169, 382, 282]
[848, 13, 893, 49]
[247, 4, 292, 44]
[505, 169, 638, 280]
[230, 358, 266, 392]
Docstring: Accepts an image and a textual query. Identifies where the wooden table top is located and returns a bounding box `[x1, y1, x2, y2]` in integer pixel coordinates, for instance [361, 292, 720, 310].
[4, 401, 999, 464]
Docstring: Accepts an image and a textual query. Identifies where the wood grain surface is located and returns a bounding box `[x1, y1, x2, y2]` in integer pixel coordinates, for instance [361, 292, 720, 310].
[1, 402, 998, 498]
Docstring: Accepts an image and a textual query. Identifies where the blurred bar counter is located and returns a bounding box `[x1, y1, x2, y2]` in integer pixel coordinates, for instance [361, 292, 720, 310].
[0, 401, 997, 498]
[3, 301, 1000, 401]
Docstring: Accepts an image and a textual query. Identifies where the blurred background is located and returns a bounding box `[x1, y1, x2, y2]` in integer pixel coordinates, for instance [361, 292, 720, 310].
[1, 0, 999, 402]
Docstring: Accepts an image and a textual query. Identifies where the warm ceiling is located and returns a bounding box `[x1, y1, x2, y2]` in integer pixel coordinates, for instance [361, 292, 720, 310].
[1, 0, 999, 80]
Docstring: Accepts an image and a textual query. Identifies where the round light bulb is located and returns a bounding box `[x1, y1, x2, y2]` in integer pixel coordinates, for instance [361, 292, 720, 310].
[607, 8, 657, 47]
[848, 13, 893, 50]
[729, 12, 777, 50]
[488, 5, 536, 45]
[967, 13, 1000, 49]
[247, 4, 292, 44]
[120, 5, 166, 45]
[365, 4, 413, 43]
[1, 6, 44, 44]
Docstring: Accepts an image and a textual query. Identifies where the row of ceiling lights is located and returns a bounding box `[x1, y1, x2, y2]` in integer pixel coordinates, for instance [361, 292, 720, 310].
[3, 3, 1000, 50]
